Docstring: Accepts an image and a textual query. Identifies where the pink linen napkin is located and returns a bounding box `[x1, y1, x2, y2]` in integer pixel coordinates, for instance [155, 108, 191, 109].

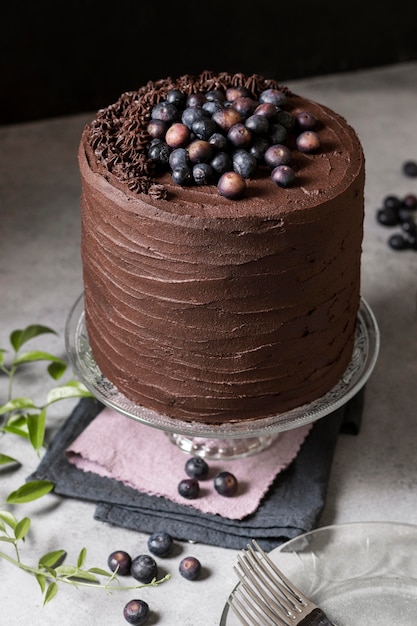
[65, 408, 312, 520]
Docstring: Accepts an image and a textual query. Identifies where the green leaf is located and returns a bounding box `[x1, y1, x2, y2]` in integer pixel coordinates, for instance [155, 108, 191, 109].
[14, 516, 31, 540]
[0, 348, 6, 366]
[39, 549, 66, 568]
[27, 409, 46, 455]
[0, 453, 20, 467]
[35, 573, 47, 594]
[0, 510, 18, 529]
[88, 567, 112, 577]
[10, 325, 57, 352]
[6, 480, 54, 504]
[0, 397, 37, 415]
[47, 360, 67, 380]
[46, 380, 93, 405]
[43, 581, 59, 606]
[77, 547, 87, 569]
[0, 536, 18, 544]
[12, 350, 66, 368]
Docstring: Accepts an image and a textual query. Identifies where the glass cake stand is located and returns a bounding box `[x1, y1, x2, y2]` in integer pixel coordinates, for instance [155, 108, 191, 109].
[65, 294, 379, 459]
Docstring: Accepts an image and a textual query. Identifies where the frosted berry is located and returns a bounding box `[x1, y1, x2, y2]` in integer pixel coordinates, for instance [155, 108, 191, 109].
[218, 171, 246, 199]
[254, 102, 279, 119]
[181, 106, 207, 129]
[232, 96, 258, 119]
[209, 132, 228, 151]
[206, 88, 226, 102]
[108, 550, 132, 575]
[130, 554, 158, 583]
[185, 457, 209, 479]
[268, 123, 288, 145]
[147, 531, 174, 557]
[226, 85, 250, 101]
[271, 165, 296, 188]
[123, 599, 150, 625]
[264, 144, 291, 168]
[169, 147, 190, 170]
[192, 117, 217, 140]
[214, 471, 238, 496]
[179, 556, 201, 580]
[296, 130, 321, 153]
[148, 140, 170, 167]
[250, 137, 270, 162]
[172, 166, 192, 186]
[186, 92, 207, 108]
[166, 88, 186, 107]
[402, 160, 417, 177]
[178, 477, 200, 499]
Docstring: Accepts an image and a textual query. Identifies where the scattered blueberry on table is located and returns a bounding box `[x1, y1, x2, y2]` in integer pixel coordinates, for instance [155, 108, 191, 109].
[107, 549, 132, 575]
[213, 471, 239, 497]
[123, 599, 150, 625]
[179, 556, 202, 581]
[375, 160, 417, 251]
[130, 554, 158, 583]
[177, 477, 200, 499]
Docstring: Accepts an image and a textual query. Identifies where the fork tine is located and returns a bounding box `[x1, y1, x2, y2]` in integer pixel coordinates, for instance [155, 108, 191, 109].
[228, 588, 271, 626]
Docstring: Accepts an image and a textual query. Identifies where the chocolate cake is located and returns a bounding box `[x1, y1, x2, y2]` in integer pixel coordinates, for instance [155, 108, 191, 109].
[78, 71, 365, 425]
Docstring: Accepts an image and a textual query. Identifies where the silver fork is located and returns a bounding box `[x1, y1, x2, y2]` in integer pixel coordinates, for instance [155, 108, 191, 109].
[228, 539, 336, 626]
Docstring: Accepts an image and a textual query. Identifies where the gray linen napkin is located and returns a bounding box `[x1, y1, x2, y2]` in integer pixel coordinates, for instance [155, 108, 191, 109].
[30, 388, 364, 551]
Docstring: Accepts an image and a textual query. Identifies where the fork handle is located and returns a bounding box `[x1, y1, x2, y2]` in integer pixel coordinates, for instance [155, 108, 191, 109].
[299, 608, 336, 626]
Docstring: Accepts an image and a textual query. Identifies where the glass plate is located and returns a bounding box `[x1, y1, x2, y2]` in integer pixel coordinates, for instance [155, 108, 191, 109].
[220, 522, 417, 626]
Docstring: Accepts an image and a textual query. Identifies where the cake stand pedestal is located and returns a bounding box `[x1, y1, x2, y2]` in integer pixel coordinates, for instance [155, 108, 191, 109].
[65, 295, 379, 460]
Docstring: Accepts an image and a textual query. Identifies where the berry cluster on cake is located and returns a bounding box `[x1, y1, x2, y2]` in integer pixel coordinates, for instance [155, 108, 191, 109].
[78, 70, 365, 425]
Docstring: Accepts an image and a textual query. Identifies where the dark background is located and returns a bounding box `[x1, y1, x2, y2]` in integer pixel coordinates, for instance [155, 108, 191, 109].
[2, 0, 417, 125]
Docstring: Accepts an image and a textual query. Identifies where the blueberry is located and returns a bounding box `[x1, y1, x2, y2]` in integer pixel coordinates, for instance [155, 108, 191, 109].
[169, 147, 190, 170]
[172, 165, 192, 186]
[181, 106, 208, 129]
[147, 119, 167, 139]
[147, 140, 170, 167]
[245, 114, 270, 136]
[259, 88, 287, 107]
[187, 139, 213, 164]
[402, 160, 417, 177]
[205, 88, 226, 103]
[165, 122, 191, 148]
[254, 102, 279, 120]
[264, 144, 291, 168]
[228, 123, 253, 148]
[296, 130, 321, 153]
[209, 132, 228, 151]
[400, 217, 417, 236]
[193, 162, 215, 185]
[250, 137, 270, 162]
[147, 531, 174, 557]
[179, 556, 201, 580]
[211, 151, 233, 176]
[376, 207, 399, 226]
[232, 149, 257, 178]
[231, 96, 258, 119]
[123, 599, 150, 625]
[192, 117, 218, 140]
[402, 193, 417, 210]
[388, 233, 411, 250]
[217, 171, 246, 199]
[130, 554, 158, 583]
[151, 102, 179, 123]
[271, 165, 296, 188]
[212, 107, 242, 132]
[185, 457, 210, 479]
[178, 477, 200, 499]
[226, 85, 250, 102]
[295, 110, 317, 131]
[268, 123, 288, 145]
[107, 550, 132, 575]
[383, 194, 402, 211]
[166, 89, 186, 107]
[203, 100, 224, 116]
[213, 471, 238, 496]
[276, 110, 294, 129]
[186, 92, 207, 108]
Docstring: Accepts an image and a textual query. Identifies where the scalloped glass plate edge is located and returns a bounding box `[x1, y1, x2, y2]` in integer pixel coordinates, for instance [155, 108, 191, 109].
[220, 521, 417, 626]
[65, 294, 379, 438]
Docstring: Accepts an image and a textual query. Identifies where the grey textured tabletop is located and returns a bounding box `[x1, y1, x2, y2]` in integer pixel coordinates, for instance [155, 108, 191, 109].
[1, 61, 417, 625]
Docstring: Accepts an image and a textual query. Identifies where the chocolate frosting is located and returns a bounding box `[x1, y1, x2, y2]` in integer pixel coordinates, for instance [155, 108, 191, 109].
[79, 72, 365, 424]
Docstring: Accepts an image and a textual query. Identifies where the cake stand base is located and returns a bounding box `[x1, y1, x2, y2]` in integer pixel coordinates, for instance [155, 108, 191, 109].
[167, 432, 279, 459]
[66, 294, 379, 460]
